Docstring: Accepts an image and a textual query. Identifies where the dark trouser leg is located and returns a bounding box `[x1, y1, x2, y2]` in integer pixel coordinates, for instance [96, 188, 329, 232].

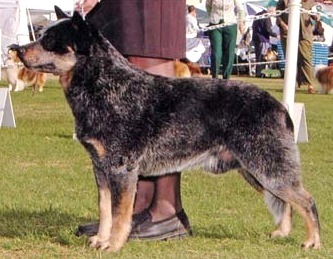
[254, 41, 265, 77]
[221, 24, 237, 79]
[297, 39, 315, 87]
[209, 28, 223, 78]
[132, 177, 155, 214]
[148, 173, 182, 221]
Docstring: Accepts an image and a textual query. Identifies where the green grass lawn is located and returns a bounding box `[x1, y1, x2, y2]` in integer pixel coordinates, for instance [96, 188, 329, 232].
[0, 77, 332, 258]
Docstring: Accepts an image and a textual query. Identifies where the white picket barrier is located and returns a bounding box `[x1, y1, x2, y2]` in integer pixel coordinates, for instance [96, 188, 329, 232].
[0, 88, 16, 128]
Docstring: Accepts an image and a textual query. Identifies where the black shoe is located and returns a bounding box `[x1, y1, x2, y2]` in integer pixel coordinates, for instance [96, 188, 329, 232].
[129, 209, 192, 241]
[75, 222, 98, 237]
[75, 209, 192, 241]
[75, 208, 152, 237]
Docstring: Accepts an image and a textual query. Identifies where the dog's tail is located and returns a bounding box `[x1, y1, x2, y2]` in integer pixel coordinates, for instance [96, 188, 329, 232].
[264, 191, 287, 224]
[240, 170, 287, 225]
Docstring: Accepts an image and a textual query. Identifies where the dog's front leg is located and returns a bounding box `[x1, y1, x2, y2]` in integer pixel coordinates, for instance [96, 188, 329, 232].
[107, 169, 138, 252]
[89, 164, 138, 252]
[89, 166, 113, 250]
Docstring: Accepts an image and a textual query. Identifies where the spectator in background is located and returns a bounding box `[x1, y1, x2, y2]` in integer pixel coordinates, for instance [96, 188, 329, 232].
[206, 0, 245, 79]
[186, 5, 200, 38]
[74, 0, 192, 241]
[277, 0, 319, 93]
[252, 0, 279, 77]
[185, 5, 206, 63]
[313, 20, 325, 42]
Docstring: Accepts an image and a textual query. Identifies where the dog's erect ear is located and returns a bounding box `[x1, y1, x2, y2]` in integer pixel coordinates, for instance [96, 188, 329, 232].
[54, 5, 69, 19]
[72, 11, 86, 28]
[70, 11, 93, 55]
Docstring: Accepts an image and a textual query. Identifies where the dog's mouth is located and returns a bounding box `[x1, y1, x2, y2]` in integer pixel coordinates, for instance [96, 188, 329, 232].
[32, 63, 57, 72]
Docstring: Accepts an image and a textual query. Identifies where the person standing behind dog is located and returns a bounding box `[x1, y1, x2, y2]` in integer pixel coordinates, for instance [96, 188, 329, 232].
[186, 5, 200, 38]
[252, 0, 279, 78]
[206, 0, 245, 79]
[74, 0, 192, 240]
[185, 5, 206, 63]
[276, 0, 318, 94]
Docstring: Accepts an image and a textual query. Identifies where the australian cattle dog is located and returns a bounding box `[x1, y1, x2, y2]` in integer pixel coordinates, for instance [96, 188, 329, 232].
[10, 7, 320, 252]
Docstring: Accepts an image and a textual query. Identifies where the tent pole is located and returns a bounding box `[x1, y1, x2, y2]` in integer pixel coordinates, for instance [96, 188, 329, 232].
[26, 8, 35, 41]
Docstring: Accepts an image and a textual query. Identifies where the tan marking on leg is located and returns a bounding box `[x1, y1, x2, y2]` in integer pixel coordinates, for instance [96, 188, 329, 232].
[291, 201, 320, 249]
[37, 72, 46, 92]
[284, 188, 321, 249]
[98, 185, 112, 240]
[86, 138, 106, 158]
[89, 185, 112, 250]
[271, 203, 292, 237]
[108, 183, 136, 252]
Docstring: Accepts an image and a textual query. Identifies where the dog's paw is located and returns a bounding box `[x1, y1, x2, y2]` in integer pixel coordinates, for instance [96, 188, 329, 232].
[301, 236, 321, 249]
[270, 229, 289, 238]
[89, 235, 110, 250]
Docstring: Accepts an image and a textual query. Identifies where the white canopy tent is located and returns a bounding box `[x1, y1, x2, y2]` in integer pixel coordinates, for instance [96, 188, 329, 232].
[0, 0, 30, 61]
[0, 0, 73, 78]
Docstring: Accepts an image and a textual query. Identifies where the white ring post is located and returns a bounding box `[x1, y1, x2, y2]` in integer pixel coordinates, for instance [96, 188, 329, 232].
[282, 0, 301, 117]
[282, 0, 308, 143]
[0, 28, 2, 80]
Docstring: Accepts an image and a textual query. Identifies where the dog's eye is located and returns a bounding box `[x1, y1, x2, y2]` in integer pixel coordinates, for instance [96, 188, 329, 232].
[41, 31, 68, 53]
[41, 31, 57, 51]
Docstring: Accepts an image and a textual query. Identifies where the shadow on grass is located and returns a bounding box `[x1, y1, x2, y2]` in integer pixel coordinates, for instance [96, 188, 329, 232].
[192, 224, 297, 246]
[0, 208, 298, 247]
[0, 207, 93, 242]
[193, 224, 253, 240]
[57, 134, 76, 140]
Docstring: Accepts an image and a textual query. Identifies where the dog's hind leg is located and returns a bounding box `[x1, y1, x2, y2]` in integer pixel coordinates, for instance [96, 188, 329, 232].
[264, 191, 292, 238]
[276, 185, 320, 249]
[242, 160, 320, 249]
[238, 170, 293, 238]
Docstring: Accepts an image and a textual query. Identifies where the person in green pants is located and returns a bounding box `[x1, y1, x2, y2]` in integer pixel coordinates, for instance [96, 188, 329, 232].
[206, 0, 245, 79]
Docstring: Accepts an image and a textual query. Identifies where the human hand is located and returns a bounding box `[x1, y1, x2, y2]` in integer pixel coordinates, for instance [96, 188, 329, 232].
[238, 23, 245, 35]
[74, 0, 99, 16]
[315, 14, 320, 22]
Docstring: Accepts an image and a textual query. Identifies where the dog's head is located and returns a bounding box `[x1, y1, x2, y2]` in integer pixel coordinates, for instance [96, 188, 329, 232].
[9, 7, 97, 75]
[6, 48, 21, 63]
[264, 49, 277, 62]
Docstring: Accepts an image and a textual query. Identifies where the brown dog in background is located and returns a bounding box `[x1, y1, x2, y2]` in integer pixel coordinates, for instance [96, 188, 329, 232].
[314, 64, 333, 94]
[5, 48, 47, 94]
[174, 60, 191, 78]
[174, 58, 206, 78]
